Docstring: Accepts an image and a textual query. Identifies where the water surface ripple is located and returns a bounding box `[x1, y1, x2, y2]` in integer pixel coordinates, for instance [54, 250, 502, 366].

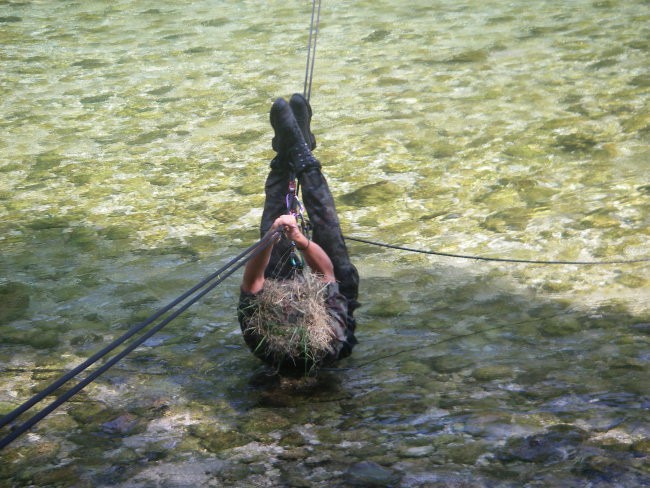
[1, 0, 648, 486]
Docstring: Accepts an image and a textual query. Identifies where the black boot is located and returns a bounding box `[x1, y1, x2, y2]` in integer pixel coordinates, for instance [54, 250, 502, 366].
[270, 98, 291, 171]
[270, 97, 320, 176]
[290, 93, 316, 151]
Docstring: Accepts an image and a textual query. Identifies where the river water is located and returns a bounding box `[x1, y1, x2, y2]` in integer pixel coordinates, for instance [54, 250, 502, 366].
[1, 0, 648, 486]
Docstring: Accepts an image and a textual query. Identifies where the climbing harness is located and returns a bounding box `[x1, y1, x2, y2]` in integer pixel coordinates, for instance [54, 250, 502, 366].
[286, 174, 311, 238]
[0, 231, 281, 450]
[284, 173, 312, 270]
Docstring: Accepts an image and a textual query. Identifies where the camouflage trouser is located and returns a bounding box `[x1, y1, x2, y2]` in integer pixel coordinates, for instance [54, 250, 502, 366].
[259, 166, 360, 332]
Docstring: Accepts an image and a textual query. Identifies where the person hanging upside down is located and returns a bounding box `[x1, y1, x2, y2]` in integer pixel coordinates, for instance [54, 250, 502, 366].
[238, 94, 359, 373]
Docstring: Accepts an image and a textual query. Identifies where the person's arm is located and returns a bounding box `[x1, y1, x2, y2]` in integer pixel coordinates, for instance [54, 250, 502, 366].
[241, 215, 335, 294]
[293, 235, 335, 283]
[241, 229, 277, 295]
[281, 217, 335, 282]
[241, 216, 291, 294]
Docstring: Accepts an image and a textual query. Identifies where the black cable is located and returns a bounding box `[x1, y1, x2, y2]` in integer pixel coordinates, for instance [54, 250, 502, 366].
[0, 232, 276, 431]
[0, 232, 279, 449]
[345, 236, 650, 266]
[303, 0, 321, 101]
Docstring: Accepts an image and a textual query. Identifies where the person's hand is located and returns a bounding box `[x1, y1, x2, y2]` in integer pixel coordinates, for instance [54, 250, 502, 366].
[271, 214, 308, 248]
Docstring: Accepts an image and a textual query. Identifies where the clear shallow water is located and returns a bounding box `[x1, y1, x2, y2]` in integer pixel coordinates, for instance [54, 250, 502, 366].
[1, 0, 648, 486]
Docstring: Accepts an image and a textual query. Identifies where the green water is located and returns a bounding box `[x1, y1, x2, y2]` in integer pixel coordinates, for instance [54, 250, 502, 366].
[1, 0, 648, 486]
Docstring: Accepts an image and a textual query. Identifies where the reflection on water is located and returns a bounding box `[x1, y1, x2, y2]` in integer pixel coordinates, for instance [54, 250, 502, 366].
[1, 0, 648, 486]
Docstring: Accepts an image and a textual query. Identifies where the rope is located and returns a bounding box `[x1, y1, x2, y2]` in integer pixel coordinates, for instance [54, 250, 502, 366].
[303, 0, 322, 101]
[0, 232, 280, 450]
[345, 236, 650, 266]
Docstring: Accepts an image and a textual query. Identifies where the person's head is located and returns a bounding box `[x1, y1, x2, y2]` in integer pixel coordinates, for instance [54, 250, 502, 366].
[247, 270, 335, 369]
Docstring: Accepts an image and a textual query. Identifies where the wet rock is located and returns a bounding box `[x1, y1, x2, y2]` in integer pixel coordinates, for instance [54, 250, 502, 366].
[572, 454, 627, 482]
[280, 430, 306, 448]
[429, 141, 458, 158]
[631, 323, 650, 334]
[631, 438, 650, 455]
[471, 365, 513, 382]
[400, 361, 432, 375]
[498, 424, 588, 464]
[108, 447, 139, 464]
[70, 332, 103, 347]
[629, 74, 649, 88]
[340, 181, 403, 207]
[4, 439, 61, 470]
[346, 461, 401, 487]
[23, 330, 60, 349]
[71, 58, 108, 69]
[131, 459, 226, 486]
[540, 316, 581, 337]
[187, 423, 250, 453]
[363, 29, 390, 42]
[350, 442, 391, 459]
[219, 463, 255, 483]
[515, 180, 557, 206]
[615, 273, 647, 288]
[201, 17, 229, 28]
[32, 464, 83, 487]
[446, 48, 489, 63]
[0, 282, 30, 324]
[280, 466, 313, 487]
[399, 445, 434, 458]
[366, 293, 410, 318]
[304, 453, 332, 466]
[542, 280, 573, 293]
[578, 207, 620, 229]
[429, 355, 472, 374]
[101, 413, 145, 436]
[554, 133, 599, 153]
[278, 446, 310, 461]
[81, 93, 112, 104]
[446, 441, 488, 465]
[68, 402, 112, 425]
[66, 227, 97, 251]
[482, 207, 530, 232]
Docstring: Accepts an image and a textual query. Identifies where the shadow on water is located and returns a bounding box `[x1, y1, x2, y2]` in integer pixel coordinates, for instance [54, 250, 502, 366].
[0, 216, 649, 486]
[0, 181, 648, 487]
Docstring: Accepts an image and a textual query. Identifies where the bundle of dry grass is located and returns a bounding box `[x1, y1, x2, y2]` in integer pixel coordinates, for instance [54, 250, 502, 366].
[246, 270, 336, 366]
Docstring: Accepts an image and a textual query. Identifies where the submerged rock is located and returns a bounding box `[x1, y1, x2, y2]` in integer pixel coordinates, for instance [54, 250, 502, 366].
[471, 365, 514, 382]
[554, 133, 599, 152]
[340, 181, 402, 207]
[0, 282, 30, 324]
[446, 48, 489, 63]
[429, 355, 472, 374]
[346, 461, 401, 487]
[187, 423, 250, 453]
[498, 424, 589, 464]
[101, 413, 145, 436]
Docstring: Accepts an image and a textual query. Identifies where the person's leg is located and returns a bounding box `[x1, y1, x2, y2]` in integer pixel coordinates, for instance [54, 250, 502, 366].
[299, 169, 359, 318]
[272, 95, 360, 321]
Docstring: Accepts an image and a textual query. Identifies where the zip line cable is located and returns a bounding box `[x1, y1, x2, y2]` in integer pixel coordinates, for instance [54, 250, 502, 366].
[0, 231, 277, 431]
[345, 236, 650, 265]
[294, 2, 645, 267]
[0, 232, 280, 450]
[303, 0, 321, 101]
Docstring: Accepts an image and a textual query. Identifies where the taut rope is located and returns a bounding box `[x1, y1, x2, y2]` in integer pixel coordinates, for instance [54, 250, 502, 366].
[303, 0, 322, 101]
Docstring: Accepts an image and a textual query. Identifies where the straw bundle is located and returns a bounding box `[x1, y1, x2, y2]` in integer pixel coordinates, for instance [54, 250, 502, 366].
[246, 270, 336, 366]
